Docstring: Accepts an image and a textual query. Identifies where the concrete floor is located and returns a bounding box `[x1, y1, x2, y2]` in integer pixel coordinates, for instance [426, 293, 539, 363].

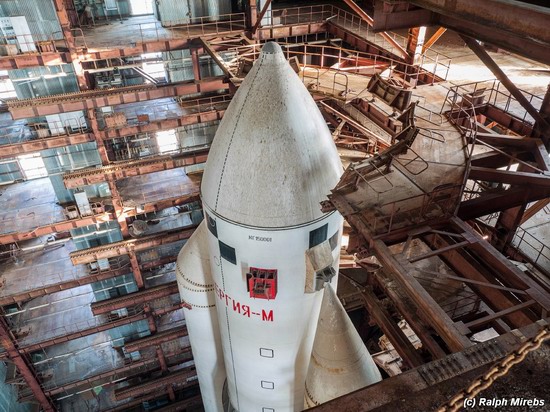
[102, 96, 230, 127]
[12, 285, 97, 348]
[26, 304, 188, 393]
[0, 238, 86, 302]
[132, 207, 195, 237]
[116, 167, 200, 207]
[0, 178, 66, 235]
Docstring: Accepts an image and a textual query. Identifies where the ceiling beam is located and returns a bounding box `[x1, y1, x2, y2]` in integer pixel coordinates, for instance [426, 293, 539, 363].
[399, 0, 550, 64]
[422, 27, 446, 53]
[458, 186, 550, 220]
[469, 167, 550, 187]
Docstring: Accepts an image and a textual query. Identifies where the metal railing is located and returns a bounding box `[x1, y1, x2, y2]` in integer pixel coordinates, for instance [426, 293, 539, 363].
[262, 4, 453, 80]
[443, 81, 483, 215]
[445, 81, 550, 276]
[413, 47, 451, 84]
[0, 118, 89, 147]
[445, 79, 544, 125]
[227, 41, 449, 90]
[263, 4, 335, 26]
[0, 31, 67, 56]
[96, 94, 230, 130]
[329, 7, 407, 56]
[371, 184, 463, 235]
[75, 12, 246, 50]
[512, 227, 550, 274]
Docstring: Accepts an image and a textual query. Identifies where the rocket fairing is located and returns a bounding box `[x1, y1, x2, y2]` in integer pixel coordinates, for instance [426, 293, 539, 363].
[177, 40, 381, 412]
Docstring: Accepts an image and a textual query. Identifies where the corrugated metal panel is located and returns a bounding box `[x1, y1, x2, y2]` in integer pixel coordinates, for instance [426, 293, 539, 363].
[73, 0, 131, 19]
[205, 0, 232, 21]
[41, 142, 101, 175]
[123, 75, 145, 86]
[0, 362, 32, 412]
[157, 0, 191, 25]
[70, 221, 124, 250]
[91, 273, 137, 300]
[0, 161, 23, 183]
[47, 174, 73, 203]
[107, 319, 150, 343]
[9, 64, 79, 99]
[176, 121, 218, 149]
[0, 0, 62, 41]
[188, 0, 204, 22]
[199, 56, 223, 78]
[163, 50, 194, 83]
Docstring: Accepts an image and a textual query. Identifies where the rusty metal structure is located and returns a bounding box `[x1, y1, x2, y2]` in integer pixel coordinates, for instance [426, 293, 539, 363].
[0, 0, 548, 411]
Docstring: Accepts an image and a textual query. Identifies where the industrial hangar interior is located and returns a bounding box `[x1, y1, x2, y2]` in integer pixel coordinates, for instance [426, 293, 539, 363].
[0, 0, 549, 411]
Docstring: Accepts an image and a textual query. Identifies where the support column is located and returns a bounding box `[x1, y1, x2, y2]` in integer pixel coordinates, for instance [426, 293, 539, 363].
[145, 309, 156, 334]
[66, 108, 131, 243]
[128, 250, 144, 289]
[0, 317, 55, 412]
[247, 0, 258, 30]
[360, 286, 424, 368]
[106, 176, 130, 238]
[251, 0, 273, 35]
[52, 0, 89, 90]
[154, 335, 174, 401]
[494, 203, 527, 251]
[167, 386, 176, 402]
[191, 49, 201, 81]
[156, 347, 167, 371]
[406, 26, 427, 65]
[72, 61, 89, 91]
[52, 0, 75, 49]
[87, 109, 110, 165]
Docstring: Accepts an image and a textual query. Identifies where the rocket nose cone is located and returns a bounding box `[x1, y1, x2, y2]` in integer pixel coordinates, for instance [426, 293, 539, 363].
[261, 41, 283, 55]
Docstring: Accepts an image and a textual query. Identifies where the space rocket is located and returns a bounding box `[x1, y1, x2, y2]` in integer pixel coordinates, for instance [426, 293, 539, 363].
[176, 42, 380, 412]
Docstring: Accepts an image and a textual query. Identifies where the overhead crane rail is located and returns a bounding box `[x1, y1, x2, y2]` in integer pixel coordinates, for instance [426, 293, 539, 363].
[69, 227, 197, 265]
[90, 282, 180, 315]
[7, 84, 158, 107]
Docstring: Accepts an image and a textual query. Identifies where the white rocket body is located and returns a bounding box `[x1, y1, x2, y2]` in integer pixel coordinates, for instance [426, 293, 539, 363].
[200, 42, 344, 411]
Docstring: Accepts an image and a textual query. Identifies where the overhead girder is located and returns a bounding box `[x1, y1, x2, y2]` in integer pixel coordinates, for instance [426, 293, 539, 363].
[373, 0, 550, 65]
